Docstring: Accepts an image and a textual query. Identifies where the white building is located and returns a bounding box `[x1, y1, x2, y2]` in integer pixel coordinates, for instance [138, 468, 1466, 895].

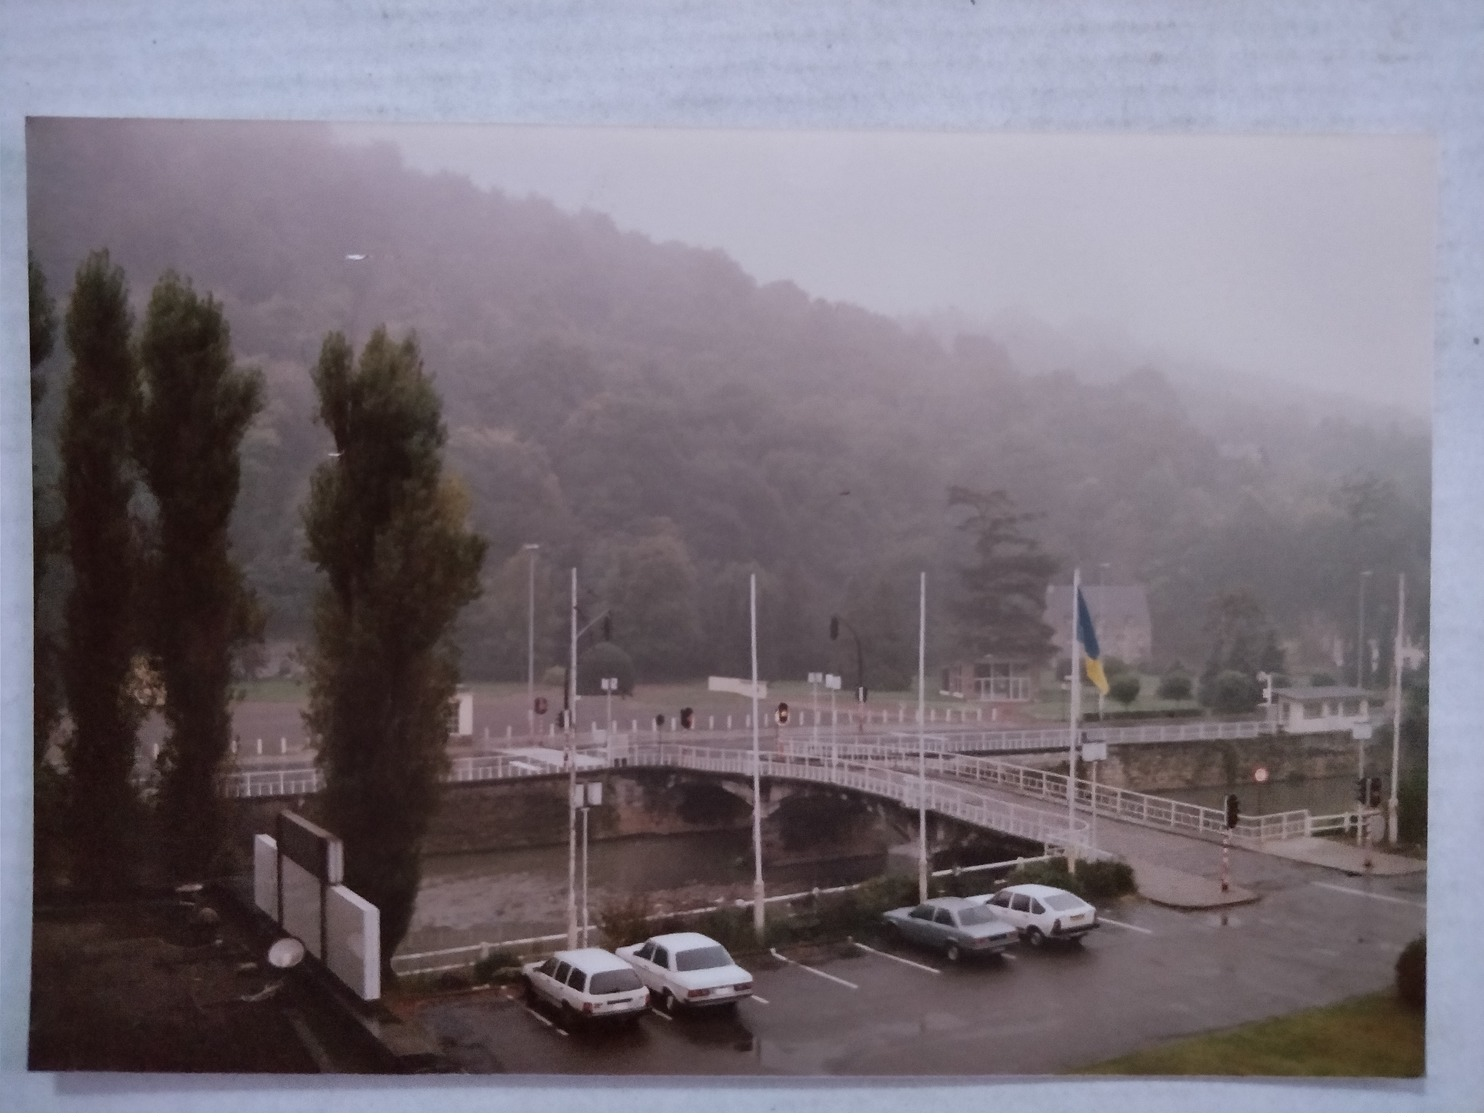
[1271, 686, 1370, 734]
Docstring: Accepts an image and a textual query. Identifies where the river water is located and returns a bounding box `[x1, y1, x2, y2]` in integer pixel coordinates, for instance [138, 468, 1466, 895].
[404, 831, 886, 955]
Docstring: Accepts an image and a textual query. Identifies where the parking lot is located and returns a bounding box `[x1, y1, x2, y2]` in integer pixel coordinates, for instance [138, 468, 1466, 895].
[412, 869, 1426, 1077]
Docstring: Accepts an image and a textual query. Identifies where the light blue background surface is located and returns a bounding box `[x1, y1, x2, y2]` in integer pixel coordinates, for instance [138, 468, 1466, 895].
[2, 1, 1480, 1109]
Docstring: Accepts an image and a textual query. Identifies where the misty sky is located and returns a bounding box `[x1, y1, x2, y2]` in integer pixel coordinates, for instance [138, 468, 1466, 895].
[335, 124, 1435, 418]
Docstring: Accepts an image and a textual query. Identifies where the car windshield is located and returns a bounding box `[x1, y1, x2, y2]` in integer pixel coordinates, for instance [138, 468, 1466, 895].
[1044, 893, 1085, 911]
[588, 968, 643, 995]
[675, 946, 732, 971]
[957, 906, 999, 926]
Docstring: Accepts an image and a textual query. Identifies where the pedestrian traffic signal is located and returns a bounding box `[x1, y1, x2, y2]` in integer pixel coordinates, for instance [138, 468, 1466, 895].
[534, 696, 548, 715]
[1355, 777, 1368, 805]
[1223, 793, 1240, 829]
[776, 702, 790, 725]
[655, 713, 666, 730]
[680, 707, 695, 730]
[1367, 776, 1383, 808]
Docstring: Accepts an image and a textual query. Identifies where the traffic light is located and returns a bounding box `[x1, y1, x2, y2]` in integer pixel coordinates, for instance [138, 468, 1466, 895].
[1223, 793, 1240, 829]
[776, 701, 790, 726]
[654, 713, 666, 730]
[1367, 776, 1383, 808]
[680, 707, 695, 730]
[534, 696, 548, 715]
[1355, 777, 1368, 805]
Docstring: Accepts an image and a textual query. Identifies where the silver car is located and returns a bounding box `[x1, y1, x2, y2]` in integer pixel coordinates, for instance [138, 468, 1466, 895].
[881, 896, 1018, 962]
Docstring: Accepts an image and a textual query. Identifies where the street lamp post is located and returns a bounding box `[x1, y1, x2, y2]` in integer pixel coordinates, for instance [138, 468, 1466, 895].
[1357, 569, 1373, 690]
[524, 543, 540, 740]
[1388, 573, 1406, 845]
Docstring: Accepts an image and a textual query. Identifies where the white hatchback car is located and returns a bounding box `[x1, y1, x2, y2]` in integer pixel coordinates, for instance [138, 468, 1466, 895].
[968, 883, 1099, 946]
[616, 932, 754, 1012]
[521, 948, 650, 1026]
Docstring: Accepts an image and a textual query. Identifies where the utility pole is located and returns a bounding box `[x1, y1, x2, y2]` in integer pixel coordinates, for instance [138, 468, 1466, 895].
[917, 572, 928, 903]
[1388, 573, 1406, 845]
[1066, 568, 1082, 870]
[566, 566, 578, 949]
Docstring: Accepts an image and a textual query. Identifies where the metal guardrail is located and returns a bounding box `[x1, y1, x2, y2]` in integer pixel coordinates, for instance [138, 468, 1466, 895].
[389, 853, 1066, 977]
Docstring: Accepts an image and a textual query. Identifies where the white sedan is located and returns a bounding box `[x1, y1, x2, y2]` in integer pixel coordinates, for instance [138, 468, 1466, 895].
[520, 948, 650, 1027]
[616, 932, 754, 1012]
[968, 883, 1099, 946]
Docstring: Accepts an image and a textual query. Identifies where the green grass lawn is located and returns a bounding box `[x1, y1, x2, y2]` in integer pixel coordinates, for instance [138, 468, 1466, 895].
[1075, 991, 1423, 1077]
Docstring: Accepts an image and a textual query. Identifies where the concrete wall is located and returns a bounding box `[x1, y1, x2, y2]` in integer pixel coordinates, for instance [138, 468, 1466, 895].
[1094, 731, 1358, 792]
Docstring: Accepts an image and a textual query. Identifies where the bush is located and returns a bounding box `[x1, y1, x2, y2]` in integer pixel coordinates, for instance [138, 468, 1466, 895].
[1157, 671, 1193, 701]
[597, 893, 654, 950]
[1395, 935, 1425, 1009]
[1108, 674, 1141, 708]
[1074, 858, 1136, 899]
[472, 950, 523, 985]
[1005, 857, 1078, 893]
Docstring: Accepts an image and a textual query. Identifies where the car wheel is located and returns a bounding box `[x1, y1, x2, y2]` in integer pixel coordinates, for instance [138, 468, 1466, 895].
[945, 942, 961, 963]
[661, 989, 677, 1014]
[1027, 926, 1046, 947]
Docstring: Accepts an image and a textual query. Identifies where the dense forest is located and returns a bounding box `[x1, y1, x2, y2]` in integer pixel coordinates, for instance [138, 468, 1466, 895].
[26, 120, 1431, 690]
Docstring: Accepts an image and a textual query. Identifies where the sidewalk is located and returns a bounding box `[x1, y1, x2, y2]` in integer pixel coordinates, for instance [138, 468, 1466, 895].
[1117, 837, 1424, 910]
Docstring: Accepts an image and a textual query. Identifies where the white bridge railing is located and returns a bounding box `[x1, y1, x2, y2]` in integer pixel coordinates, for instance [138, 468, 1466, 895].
[219, 724, 1316, 846]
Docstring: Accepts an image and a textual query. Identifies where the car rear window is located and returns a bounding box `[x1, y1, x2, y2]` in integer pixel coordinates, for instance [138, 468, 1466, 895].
[958, 906, 999, 926]
[675, 946, 732, 971]
[1044, 893, 1084, 911]
[588, 968, 643, 995]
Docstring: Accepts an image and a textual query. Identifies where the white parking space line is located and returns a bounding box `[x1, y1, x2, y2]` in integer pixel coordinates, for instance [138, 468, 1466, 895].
[750, 994, 770, 1005]
[512, 1000, 568, 1036]
[1313, 882, 1427, 908]
[651, 1007, 673, 1022]
[851, 940, 941, 975]
[770, 947, 859, 989]
[1099, 916, 1153, 934]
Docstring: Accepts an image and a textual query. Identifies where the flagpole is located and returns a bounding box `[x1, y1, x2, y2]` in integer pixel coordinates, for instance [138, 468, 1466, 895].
[750, 573, 765, 937]
[1067, 567, 1081, 869]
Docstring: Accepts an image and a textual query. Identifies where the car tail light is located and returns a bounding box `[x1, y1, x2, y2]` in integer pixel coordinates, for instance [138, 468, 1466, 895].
[687, 988, 713, 999]
[735, 982, 752, 992]
[582, 1002, 594, 1014]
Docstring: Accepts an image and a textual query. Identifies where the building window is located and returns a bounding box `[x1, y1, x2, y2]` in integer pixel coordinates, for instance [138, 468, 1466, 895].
[1303, 702, 1323, 719]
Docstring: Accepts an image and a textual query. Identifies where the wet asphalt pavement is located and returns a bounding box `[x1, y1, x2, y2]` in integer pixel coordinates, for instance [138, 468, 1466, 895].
[412, 861, 1425, 1077]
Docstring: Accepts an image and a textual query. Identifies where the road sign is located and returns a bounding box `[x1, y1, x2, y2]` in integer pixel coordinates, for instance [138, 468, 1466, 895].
[1254, 766, 1270, 783]
[825, 674, 842, 690]
[1081, 740, 1108, 762]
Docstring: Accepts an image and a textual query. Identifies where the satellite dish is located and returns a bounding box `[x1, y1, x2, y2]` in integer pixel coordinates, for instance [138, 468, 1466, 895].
[267, 937, 306, 970]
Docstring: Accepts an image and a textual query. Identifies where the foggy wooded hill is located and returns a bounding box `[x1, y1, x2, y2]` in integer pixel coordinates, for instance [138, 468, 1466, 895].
[26, 120, 1431, 688]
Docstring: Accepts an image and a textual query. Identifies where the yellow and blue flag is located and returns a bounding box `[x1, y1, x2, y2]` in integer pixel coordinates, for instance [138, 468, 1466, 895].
[1077, 588, 1110, 696]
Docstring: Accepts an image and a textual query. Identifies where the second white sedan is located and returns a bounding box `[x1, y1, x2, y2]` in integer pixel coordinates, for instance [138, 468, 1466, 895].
[616, 932, 754, 1012]
[968, 883, 1099, 946]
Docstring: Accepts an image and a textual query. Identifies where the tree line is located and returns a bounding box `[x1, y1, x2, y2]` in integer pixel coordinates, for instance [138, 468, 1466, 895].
[31, 250, 483, 970]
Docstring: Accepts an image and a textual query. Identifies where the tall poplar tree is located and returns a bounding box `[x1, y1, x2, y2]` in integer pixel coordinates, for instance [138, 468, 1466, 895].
[58, 250, 143, 893]
[948, 485, 1059, 664]
[136, 273, 264, 882]
[29, 252, 60, 765]
[304, 328, 485, 971]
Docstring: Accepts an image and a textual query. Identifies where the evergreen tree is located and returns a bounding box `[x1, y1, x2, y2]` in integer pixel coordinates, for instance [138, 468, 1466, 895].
[304, 329, 486, 972]
[135, 273, 265, 882]
[947, 485, 1059, 663]
[58, 250, 144, 893]
[30, 252, 60, 764]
